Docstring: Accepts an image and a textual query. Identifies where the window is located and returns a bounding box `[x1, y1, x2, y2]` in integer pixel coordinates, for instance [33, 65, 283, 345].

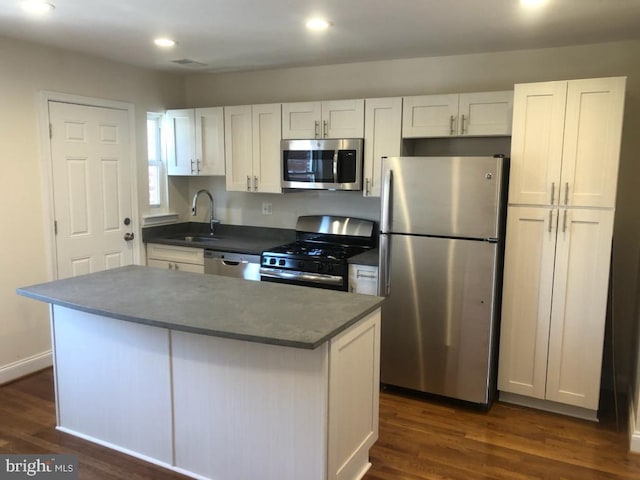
[147, 113, 164, 208]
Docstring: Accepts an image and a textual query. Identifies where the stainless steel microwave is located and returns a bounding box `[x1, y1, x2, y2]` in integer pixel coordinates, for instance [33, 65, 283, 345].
[281, 138, 363, 191]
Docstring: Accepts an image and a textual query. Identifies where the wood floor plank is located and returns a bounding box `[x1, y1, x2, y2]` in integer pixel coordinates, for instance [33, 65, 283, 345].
[2, 369, 640, 479]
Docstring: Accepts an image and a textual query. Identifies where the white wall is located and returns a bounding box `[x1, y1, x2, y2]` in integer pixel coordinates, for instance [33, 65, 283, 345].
[183, 39, 640, 434]
[0, 36, 185, 384]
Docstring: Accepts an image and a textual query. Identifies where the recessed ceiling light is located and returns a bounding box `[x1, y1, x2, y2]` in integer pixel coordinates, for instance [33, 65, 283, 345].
[21, 0, 55, 15]
[306, 18, 331, 32]
[520, 0, 547, 7]
[154, 38, 176, 48]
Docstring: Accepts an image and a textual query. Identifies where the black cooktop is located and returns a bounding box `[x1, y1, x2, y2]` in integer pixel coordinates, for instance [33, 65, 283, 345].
[265, 241, 368, 261]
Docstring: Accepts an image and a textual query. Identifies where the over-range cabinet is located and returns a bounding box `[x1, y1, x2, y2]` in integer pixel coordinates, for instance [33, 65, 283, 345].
[497, 77, 626, 420]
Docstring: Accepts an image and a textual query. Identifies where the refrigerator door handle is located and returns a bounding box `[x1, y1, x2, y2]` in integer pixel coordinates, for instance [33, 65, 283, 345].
[379, 166, 393, 297]
[378, 233, 390, 297]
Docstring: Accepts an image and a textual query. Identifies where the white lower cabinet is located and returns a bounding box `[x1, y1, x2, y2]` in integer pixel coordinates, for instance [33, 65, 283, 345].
[146, 243, 204, 274]
[172, 309, 381, 480]
[349, 264, 379, 295]
[51, 303, 381, 480]
[498, 206, 614, 414]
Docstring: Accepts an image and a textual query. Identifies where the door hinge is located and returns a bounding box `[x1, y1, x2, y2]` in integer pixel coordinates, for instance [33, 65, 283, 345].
[54, 220, 58, 235]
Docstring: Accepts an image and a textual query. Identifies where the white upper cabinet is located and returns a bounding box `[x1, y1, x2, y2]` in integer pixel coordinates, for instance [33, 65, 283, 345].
[282, 99, 364, 139]
[363, 97, 402, 198]
[165, 109, 195, 175]
[508, 77, 626, 207]
[225, 103, 282, 193]
[402, 91, 513, 138]
[166, 107, 225, 176]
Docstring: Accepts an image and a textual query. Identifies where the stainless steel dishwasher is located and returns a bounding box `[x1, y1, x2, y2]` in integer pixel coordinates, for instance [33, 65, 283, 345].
[204, 250, 261, 281]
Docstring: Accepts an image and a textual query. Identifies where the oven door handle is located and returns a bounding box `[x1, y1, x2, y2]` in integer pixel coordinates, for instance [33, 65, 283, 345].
[260, 268, 344, 287]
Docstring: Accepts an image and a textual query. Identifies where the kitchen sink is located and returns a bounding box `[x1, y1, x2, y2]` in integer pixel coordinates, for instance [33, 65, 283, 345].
[168, 234, 221, 243]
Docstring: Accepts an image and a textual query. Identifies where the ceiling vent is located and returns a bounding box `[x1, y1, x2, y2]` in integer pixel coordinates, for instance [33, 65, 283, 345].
[171, 58, 208, 68]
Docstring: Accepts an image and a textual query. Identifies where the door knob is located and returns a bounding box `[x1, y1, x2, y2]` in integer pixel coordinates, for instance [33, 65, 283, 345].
[124, 232, 135, 241]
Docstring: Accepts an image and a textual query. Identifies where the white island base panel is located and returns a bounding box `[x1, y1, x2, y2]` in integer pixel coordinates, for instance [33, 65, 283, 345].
[51, 305, 381, 480]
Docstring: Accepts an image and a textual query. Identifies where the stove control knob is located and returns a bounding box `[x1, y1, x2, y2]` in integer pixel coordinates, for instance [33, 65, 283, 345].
[278, 259, 286, 266]
[327, 264, 334, 273]
[298, 261, 305, 269]
[315, 262, 323, 272]
[269, 258, 276, 265]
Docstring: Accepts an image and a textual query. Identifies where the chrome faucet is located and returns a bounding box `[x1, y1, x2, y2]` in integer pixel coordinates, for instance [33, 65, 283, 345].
[191, 189, 219, 234]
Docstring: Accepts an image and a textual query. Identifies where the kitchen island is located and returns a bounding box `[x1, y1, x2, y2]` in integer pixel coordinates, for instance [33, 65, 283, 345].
[17, 266, 384, 480]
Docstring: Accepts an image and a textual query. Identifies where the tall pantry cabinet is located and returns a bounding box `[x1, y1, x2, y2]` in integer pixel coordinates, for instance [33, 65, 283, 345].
[498, 77, 626, 418]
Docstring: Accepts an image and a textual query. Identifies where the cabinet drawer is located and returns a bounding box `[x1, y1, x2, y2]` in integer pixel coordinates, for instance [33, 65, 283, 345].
[349, 265, 379, 296]
[146, 244, 204, 265]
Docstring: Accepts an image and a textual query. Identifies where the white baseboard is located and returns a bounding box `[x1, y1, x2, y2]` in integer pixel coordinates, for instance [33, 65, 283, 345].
[0, 350, 52, 385]
[56, 427, 206, 480]
[629, 395, 640, 453]
[499, 391, 598, 422]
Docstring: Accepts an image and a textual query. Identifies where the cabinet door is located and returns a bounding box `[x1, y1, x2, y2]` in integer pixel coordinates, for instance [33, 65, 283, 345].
[508, 82, 567, 206]
[458, 91, 513, 136]
[224, 105, 254, 192]
[195, 107, 225, 176]
[252, 103, 282, 193]
[545, 209, 614, 410]
[363, 97, 402, 197]
[282, 101, 322, 139]
[166, 109, 196, 175]
[322, 99, 365, 138]
[498, 206, 558, 400]
[559, 77, 625, 209]
[401, 94, 458, 138]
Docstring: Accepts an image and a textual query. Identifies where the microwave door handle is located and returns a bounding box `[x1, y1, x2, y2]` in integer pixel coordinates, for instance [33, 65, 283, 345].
[332, 151, 338, 184]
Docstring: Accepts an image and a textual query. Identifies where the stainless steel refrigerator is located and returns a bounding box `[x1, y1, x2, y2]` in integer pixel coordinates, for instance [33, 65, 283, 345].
[379, 155, 508, 407]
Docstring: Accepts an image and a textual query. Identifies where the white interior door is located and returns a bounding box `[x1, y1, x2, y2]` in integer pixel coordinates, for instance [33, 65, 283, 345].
[49, 101, 134, 279]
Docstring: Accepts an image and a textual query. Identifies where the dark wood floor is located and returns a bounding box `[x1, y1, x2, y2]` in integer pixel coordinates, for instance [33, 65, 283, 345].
[2, 369, 640, 479]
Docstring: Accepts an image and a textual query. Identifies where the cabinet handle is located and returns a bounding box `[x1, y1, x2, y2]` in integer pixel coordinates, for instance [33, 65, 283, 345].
[450, 115, 455, 136]
[190, 159, 196, 174]
[254, 176, 259, 192]
[196, 159, 201, 174]
[562, 209, 568, 233]
[323, 120, 328, 138]
[246, 176, 251, 191]
[174, 263, 179, 271]
[550, 182, 556, 205]
[357, 272, 377, 279]
[564, 182, 569, 205]
[460, 114, 466, 135]
[548, 210, 553, 233]
[365, 178, 370, 196]
[314, 121, 320, 139]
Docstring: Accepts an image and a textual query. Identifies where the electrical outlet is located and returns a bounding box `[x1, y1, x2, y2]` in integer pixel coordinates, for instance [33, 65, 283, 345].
[262, 202, 273, 215]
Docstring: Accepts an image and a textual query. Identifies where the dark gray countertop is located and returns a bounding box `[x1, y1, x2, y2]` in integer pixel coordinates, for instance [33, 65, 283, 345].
[17, 266, 384, 349]
[143, 222, 380, 266]
[350, 248, 379, 267]
[143, 222, 295, 255]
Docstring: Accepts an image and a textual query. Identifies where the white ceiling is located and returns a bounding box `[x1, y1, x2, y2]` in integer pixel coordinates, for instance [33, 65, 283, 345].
[2, 0, 640, 74]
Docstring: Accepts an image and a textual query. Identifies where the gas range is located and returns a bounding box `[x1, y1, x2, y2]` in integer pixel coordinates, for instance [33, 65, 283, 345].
[261, 216, 376, 291]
